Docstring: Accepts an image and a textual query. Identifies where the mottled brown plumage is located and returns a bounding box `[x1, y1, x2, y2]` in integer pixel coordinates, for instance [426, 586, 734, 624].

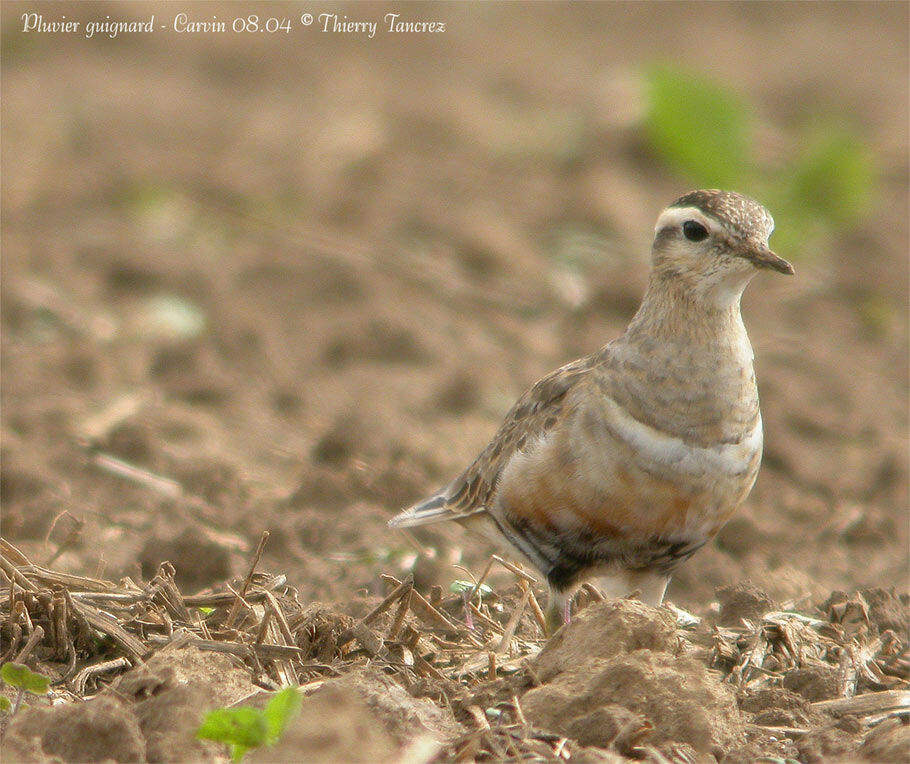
[443, 355, 596, 516]
[390, 190, 793, 621]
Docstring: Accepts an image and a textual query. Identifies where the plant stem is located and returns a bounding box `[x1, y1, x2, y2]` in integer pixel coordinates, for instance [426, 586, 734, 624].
[12, 688, 25, 716]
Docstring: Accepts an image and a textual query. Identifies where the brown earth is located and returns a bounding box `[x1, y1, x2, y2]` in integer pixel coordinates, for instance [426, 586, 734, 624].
[1, 2, 908, 763]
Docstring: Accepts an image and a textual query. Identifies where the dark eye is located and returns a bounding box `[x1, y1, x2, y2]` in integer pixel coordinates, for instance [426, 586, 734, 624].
[682, 220, 709, 242]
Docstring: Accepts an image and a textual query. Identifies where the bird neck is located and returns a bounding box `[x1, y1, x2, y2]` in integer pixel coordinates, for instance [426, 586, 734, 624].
[603, 273, 759, 446]
[625, 273, 749, 352]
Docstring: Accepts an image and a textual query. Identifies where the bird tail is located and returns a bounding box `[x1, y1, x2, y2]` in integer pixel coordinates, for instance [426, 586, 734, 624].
[387, 490, 453, 528]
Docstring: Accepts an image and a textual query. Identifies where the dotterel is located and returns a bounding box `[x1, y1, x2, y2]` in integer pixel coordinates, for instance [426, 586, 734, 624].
[389, 190, 793, 626]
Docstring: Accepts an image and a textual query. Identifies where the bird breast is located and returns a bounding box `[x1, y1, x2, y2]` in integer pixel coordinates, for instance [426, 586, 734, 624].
[493, 388, 763, 542]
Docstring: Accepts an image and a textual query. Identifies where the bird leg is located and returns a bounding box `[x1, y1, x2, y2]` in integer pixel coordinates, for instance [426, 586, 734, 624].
[543, 591, 573, 636]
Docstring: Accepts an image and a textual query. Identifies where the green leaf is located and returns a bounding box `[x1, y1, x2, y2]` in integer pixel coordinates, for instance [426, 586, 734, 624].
[450, 580, 492, 597]
[789, 122, 875, 226]
[0, 696, 12, 712]
[644, 65, 752, 188]
[263, 687, 301, 745]
[1, 663, 50, 695]
[762, 120, 876, 258]
[195, 691, 300, 762]
[197, 707, 268, 751]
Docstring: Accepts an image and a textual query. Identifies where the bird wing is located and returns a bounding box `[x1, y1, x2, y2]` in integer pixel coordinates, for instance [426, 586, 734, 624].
[388, 353, 598, 528]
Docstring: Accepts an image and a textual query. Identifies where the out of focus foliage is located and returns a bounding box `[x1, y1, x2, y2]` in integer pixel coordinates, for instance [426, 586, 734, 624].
[644, 65, 875, 258]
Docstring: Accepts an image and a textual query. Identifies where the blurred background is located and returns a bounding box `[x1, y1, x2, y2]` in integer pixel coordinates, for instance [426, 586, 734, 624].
[2, 2, 907, 609]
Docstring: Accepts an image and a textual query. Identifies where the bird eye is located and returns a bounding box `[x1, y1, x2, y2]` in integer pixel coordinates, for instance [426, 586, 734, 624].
[682, 220, 709, 242]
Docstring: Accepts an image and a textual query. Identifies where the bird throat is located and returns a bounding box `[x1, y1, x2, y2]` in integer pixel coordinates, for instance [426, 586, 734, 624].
[603, 280, 759, 446]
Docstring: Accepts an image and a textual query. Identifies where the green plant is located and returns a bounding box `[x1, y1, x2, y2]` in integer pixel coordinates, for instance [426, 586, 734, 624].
[644, 64, 875, 258]
[450, 579, 493, 601]
[645, 65, 753, 189]
[1, 662, 50, 715]
[196, 686, 302, 762]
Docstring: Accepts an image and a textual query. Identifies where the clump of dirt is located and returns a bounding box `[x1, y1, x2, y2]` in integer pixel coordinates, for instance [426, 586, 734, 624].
[248, 683, 400, 764]
[136, 649, 259, 710]
[328, 666, 464, 746]
[715, 580, 777, 626]
[525, 651, 744, 757]
[5, 695, 146, 763]
[860, 717, 910, 763]
[2, 648, 257, 764]
[138, 526, 234, 592]
[739, 686, 825, 729]
[825, 587, 910, 637]
[783, 663, 842, 702]
[133, 684, 218, 763]
[531, 598, 678, 682]
[522, 601, 744, 758]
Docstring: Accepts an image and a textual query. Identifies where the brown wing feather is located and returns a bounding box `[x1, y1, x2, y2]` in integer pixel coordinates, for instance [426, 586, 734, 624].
[442, 354, 598, 516]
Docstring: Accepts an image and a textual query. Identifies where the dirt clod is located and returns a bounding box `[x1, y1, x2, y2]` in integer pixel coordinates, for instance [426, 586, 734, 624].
[6, 696, 145, 763]
[0, 735, 61, 764]
[328, 666, 464, 745]
[523, 651, 745, 755]
[248, 683, 399, 764]
[797, 725, 860, 763]
[861, 587, 910, 635]
[860, 717, 910, 762]
[135, 684, 218, 763]
[142, 649, 259, 709]
[783, 663, 841, 702]
[715, 580, 776, 626]
[739, 687, 823, 728]
[563, 704, 650, 752]
[139, 528, 234, 593]
[533, 599, 678, 682]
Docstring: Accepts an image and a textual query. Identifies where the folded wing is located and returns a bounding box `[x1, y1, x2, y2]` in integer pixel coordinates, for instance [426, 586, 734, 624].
[388, 354, 598, 528]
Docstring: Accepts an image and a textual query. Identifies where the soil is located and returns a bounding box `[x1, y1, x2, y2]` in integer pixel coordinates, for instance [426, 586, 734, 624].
[1, 2, 908, 763]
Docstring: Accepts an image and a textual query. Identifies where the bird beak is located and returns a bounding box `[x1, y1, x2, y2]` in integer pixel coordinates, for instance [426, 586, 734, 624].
[742, 243, 794, 275]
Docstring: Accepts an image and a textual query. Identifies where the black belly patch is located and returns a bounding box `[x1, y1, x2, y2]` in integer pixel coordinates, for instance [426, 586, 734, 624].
[496, 514, 707, 593]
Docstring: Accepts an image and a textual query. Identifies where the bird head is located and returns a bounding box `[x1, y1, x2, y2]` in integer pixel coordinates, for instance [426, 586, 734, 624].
[650, 190, 793, 307]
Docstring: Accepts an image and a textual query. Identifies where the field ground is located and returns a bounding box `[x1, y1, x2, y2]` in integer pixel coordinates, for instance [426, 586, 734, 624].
[1, 3, 908, 762]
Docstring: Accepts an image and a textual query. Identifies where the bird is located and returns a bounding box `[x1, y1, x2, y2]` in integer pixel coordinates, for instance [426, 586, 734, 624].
[389, 190, 793, 628]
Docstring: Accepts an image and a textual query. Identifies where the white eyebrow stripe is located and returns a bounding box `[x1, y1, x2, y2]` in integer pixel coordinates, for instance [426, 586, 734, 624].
[654, 206, 721, 234]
